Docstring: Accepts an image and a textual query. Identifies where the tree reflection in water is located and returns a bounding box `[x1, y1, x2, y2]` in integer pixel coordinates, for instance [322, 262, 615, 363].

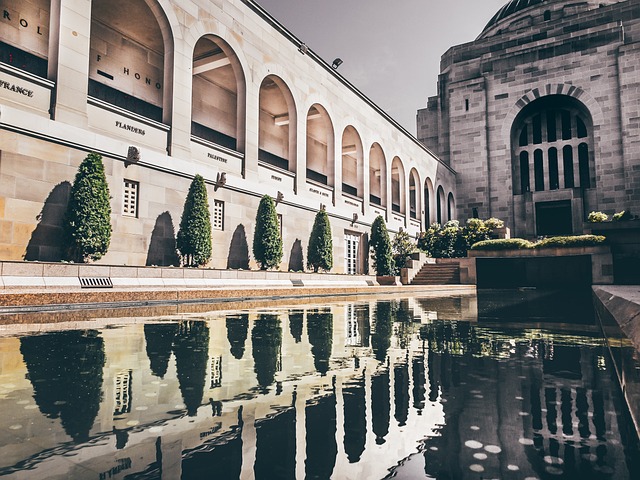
[144, 323, 178, 378]
[252, 314, 282, 393]
[305, 390, 337, 478]
[173, 320, 210, 416]
[288, 310, 304, 343]
[20, 330, 105, 443]
[343, 375, 366, 463]
[372, 301, 394, 362]
[226, 314, 249, 360]
[254, 406, 296, 479]
[306, 309, 333, 375]
[371, 368, 390, 444]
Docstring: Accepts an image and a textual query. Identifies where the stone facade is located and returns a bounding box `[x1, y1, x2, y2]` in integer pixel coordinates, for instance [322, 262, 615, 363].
[418, 0, 640, 238]
[0, 0, 455, 272]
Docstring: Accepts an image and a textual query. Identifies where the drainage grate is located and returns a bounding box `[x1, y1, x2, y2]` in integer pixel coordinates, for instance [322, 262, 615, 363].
[79, 277, 113, 288]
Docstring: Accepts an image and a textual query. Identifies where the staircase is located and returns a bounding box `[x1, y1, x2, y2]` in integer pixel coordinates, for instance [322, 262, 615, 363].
[411, 263, 461, 285]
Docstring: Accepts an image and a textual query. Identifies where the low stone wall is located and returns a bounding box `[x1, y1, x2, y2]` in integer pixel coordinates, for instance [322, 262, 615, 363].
[468, 246, 614, 286]
[592, 286, 640, 436]
[0, 261, 379, 289]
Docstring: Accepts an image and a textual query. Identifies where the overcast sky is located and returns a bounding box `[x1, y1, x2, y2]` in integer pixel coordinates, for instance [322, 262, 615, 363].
[256, 0, 508, 134]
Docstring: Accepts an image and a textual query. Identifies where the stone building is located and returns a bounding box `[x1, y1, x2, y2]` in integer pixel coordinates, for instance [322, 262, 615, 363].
[418, 0, 640, 238]
[0, 0, 455, 272]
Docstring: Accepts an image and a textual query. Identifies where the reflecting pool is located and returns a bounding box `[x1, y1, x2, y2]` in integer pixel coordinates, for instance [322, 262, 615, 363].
[0, 293, 638, 479]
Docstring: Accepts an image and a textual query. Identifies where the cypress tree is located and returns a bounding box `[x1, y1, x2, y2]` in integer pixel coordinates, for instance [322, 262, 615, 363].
[176, 174, 212, 267]
[63, 152, 112, 262]
[307, 209, 333, 272]
[369, 215, 394, 276]
[252, 194, 283, 270]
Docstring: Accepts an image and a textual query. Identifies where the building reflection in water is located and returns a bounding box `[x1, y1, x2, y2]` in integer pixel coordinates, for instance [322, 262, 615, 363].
[0, 294, 638, 479]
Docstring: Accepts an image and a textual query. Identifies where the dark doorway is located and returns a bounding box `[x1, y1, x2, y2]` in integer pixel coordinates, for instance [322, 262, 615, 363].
[535, 200, 572, 236]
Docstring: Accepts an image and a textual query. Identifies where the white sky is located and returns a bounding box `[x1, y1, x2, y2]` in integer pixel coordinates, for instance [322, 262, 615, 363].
[255, 0, 508, 134]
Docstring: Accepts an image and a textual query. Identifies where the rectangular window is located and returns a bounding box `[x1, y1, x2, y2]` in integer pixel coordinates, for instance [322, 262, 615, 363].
[122, 180, 139, 217]
[213, 200, 224, 231]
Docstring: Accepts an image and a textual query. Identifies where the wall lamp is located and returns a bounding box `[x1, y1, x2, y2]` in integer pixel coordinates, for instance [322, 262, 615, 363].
[320, 203, 326, 211]
[351, 213, 358, 225]
[214, 172, 227, 191]
[275, 191, 284, 205]
[125, 146, 140, 167]
[331, 58, 343, 69]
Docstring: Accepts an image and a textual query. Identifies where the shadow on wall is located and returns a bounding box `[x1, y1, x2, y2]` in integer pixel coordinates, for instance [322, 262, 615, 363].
[227, 224, 250, 269]
[146, 212, 180, 266]
[289, 238, 304, 272]
[24, 181, 71, 262]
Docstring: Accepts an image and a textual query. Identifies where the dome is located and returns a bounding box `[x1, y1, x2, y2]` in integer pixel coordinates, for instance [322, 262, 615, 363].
[484, 0, 545, 33]
[481, 0, 619, 36]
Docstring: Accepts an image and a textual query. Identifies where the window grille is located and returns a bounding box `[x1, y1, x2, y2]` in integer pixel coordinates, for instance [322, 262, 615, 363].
[123, 180, 139, 217]
[213, 200, 224, 231]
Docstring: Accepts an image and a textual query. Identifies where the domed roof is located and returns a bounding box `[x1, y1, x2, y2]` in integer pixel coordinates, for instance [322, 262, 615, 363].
[484, 0, 545, 32]
[481, 0, 620, 35]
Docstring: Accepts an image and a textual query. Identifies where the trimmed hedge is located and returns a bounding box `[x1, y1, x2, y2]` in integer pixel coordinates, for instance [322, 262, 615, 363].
[471, 235, 606, 251]
[535, 234, 606, 249]
[471, 238, 534, 250]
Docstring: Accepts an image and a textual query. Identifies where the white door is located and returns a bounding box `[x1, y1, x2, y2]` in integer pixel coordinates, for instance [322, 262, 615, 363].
[345, 233, 360, 275]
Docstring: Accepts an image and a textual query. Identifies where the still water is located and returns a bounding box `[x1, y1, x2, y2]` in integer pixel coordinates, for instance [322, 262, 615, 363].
[0, 292, 638, 479]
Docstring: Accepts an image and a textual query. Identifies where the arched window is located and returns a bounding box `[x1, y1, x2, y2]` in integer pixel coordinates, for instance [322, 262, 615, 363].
[0, 0, 50, 77]
[409, 169, 420, 220]
[436, 186, 445, 224]
[369, 143, 386, 207]
[424, 178, 434, 225]
[511, 95, 594, 196]
[391, 157, 405, 214]
[90, 0, 170, 122]
[342, 126, 363, 197]
[306, 104, 334, 186]
[447, 193, 455, 222]
[258, 75, 296, 172]
[578, 143, 591, 188]
[563, 145, 574, 188]
[534, 149, 544, 191]
[519, 151, 530, 193]
[548, 147, 559, 190]
[191, 36, 245, 152]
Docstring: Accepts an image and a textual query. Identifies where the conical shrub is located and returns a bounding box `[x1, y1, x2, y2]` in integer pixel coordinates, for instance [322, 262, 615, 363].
[176, 174, 212, 267]
[307, 209, 333, 272]
[252, 195, 283, 270]
[63, 152, 112, 262]
[370, 215, 394, 276]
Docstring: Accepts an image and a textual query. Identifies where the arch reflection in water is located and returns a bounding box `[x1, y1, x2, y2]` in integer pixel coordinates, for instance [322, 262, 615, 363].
[0, 294, 638, 480]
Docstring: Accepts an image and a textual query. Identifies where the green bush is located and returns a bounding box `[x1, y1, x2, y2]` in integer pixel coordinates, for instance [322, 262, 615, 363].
[535, 235, 606, 249]
[176, 174, 212, 267]
[418, 218, 503, 258]
[471, 238, 534, 250]
[484, 217, 504, 230]
[587, 211, 608, 223]
[612, 210, 632, 221]
[63, 152, 112, 262]
[392, 229, 417, 273]
[307, 209, 333, 272]
[471, 235, 606, 251]
[252, 195, 283, 270]
[369, 215, 394, 276]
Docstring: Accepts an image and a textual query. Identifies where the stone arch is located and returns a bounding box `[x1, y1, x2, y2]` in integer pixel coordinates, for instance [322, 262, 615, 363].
[391, 157, 406, 215]
[436, 185, 446, 224]
[191, 34, 247, 152]
[306, 103, 334, 186]
[258, 74, 297, 173]
[341, 126, 364, 198]
[409, 168, 421, 222]
[424, 177, 435, 226]
[369, 143, 387, 208]
[502, 83, 604, 140]
[447, 192, 455, 222]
